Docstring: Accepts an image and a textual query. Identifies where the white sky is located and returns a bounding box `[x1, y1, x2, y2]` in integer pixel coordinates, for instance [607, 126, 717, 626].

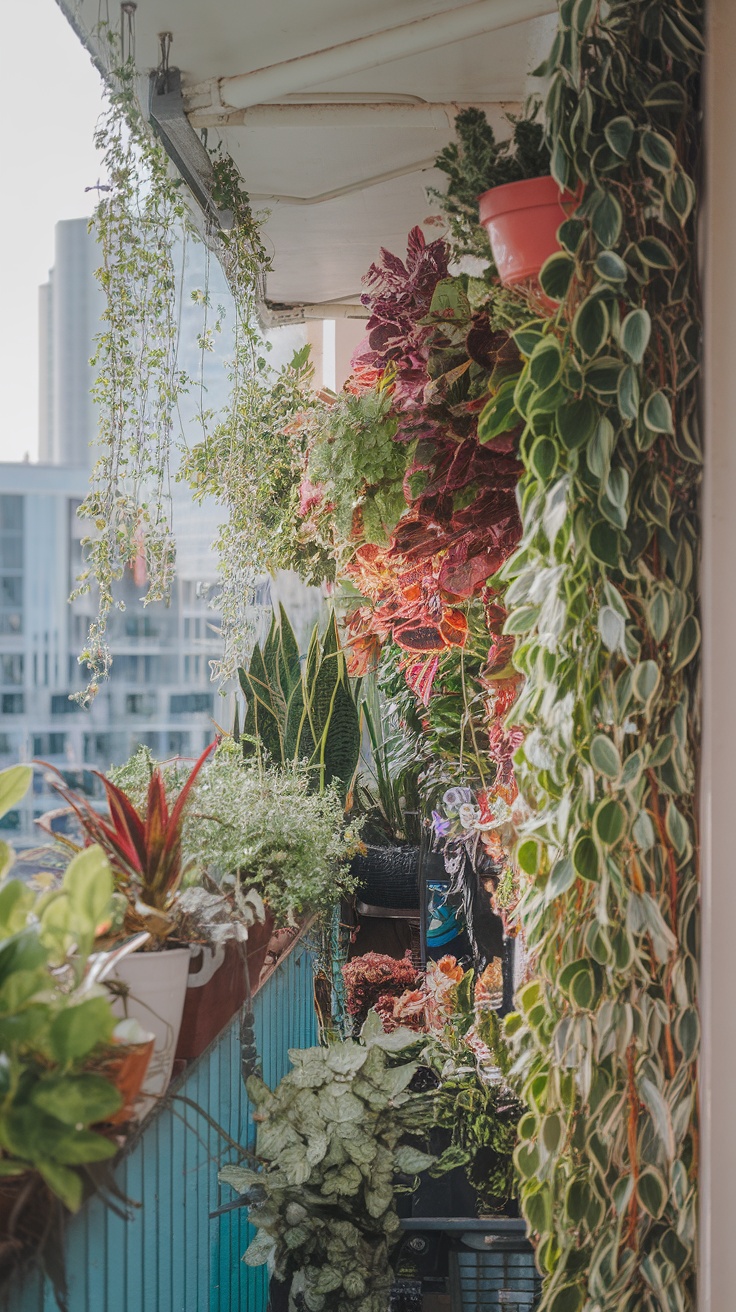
[0, 0, 105, 464]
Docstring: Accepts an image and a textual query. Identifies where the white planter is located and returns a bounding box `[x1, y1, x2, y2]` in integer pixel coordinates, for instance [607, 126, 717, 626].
[111, 947, 191, 1114]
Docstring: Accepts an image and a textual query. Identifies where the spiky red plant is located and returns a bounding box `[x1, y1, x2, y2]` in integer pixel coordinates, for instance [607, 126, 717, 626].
[44, 742, 215, 912]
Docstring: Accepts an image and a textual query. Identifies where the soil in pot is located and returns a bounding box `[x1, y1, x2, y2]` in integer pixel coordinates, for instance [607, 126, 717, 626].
[478, 174, 577, 286]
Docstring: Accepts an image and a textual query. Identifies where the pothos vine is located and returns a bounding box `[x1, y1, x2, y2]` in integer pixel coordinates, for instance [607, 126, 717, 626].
[498, 3, 702, 1310]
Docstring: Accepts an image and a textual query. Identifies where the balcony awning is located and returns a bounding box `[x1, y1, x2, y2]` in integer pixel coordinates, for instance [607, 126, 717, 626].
[59, 0, 556, 321]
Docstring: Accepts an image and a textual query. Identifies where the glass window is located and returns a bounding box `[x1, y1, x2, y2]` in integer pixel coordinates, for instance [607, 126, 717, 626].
[170, 692, 213, 715]
[0, 810, 20, 831]
[0, 576, 22, 605]
[0, 613, 22, 635]
[1, 694, 23, 714]
[167, 732, 190, 756]
[51, 694, 81, 715]
[0, 538, 22, 570]
[0, 497, 22, 532]
[0, 655, 23, 686]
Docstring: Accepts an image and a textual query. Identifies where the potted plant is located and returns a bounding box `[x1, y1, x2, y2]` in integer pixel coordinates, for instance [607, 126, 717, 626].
[40, 743, 217, 1102]
[218, 1015, 441, 1312]
[237, 604, 361, 802]
[106, 738, 363, 1060]
[433, 106, 574, 287]
[0, 764, 153, 1292]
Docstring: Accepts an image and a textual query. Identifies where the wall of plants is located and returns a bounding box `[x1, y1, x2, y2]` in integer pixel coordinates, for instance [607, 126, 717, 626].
[499, 3, 703, 1311]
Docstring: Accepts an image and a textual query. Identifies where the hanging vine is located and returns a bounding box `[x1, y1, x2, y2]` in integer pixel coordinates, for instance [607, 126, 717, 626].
[498, 2, 702, 1310]
[73, 22, 274, 699]
[72, 27, 191, 702]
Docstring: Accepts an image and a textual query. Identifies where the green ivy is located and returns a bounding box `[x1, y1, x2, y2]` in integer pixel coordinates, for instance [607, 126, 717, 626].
[499, 2, 702, 1309]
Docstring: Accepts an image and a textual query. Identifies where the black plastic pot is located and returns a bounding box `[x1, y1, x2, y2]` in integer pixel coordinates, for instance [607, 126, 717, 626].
[351, 845, 445, 912]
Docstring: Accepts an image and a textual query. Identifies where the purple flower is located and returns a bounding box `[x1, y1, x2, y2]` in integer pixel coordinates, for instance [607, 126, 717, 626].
[432, 810, 451, 838]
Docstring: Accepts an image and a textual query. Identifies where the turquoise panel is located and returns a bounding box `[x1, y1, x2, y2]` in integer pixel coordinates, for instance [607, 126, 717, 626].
[10, 938, 317, 1312]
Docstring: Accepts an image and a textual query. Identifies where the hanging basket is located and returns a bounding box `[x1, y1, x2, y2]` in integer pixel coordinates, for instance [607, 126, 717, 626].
[478, 175, 577, 287]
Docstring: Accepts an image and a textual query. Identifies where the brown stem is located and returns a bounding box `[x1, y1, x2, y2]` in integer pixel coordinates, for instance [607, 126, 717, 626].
[625, 1040, 640, 1249]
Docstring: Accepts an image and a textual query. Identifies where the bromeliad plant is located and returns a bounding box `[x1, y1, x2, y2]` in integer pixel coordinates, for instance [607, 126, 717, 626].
[219, 1016, 439, 1312]
[42, 742, 215, 945]
[495, 2, 703, 1309]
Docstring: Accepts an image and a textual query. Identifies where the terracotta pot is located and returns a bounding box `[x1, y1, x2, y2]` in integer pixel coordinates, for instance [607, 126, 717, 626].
[111, 947, 191, 1113]
[93, 1038, 155, 1125]
[174, 912, 276, 1065]
[478, 174, 577, 286]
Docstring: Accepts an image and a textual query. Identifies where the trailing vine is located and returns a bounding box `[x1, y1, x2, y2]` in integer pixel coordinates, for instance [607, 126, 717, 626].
[72, 35, 190, 702]
[74, 26, 273, 698]
[497, 3, 703, 1310]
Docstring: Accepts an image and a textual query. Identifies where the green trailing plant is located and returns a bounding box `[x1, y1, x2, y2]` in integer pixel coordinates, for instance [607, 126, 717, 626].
[494, 3, 703, 1309]
[220, 1015, 438, 1312]
[109, 741, 361, 926]
[73, 20, 273, 698]
[72, 31, 192, 702]
[431, 105, 550, 261]
[238, 606, 361, 801]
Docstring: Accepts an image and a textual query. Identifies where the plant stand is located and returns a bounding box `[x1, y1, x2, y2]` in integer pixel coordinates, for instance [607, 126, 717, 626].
[396, 1219, 540, 1312]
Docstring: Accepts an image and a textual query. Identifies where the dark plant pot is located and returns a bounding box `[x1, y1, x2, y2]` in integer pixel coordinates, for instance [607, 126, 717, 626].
[352, 846, 445, 912]
[412, 1128, 477, 1220]
[478, 174, 577, 287]
[175, 913, 275, 1064]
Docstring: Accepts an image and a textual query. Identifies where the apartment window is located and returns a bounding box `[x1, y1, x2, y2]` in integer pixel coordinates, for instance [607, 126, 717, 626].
[1, 694, 23, 714]
[0, 734, 14, 755]
[84, 733, 115, 763]
[0, 613, 22, 635]
[0, 538, 22, 570]
[0, 810, 20, 832]
[0, 577, 22, 606]
[0, 655, 24, 688]
[0, 497, 22, 532]
[51, 694, 81, 715]
[32, 733, 67, 757]
[167, 732, 190, 756]
[170, 693, 213, 715]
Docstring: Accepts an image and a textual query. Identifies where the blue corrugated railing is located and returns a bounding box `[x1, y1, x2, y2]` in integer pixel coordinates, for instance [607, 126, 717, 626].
[11, 936, 317, 1312]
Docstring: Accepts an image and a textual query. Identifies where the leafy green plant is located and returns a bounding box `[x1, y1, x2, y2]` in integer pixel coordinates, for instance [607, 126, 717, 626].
[220, 1015, 437, 1312]
[0, 766, 124, 1213]
[431, 106, 550, 261]
[304, 387, 409, 556]
[238, 606, 361, 802]
[109, 741, 361, 926]
[354, 677, 423, 847]
[495, 3, 703, 1308]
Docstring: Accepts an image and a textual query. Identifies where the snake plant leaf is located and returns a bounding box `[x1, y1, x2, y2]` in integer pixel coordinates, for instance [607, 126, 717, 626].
[277, 604, 301, 697]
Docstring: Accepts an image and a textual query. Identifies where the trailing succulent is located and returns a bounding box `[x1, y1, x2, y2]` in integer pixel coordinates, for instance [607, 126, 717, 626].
[220, 1016, 439, 1312]
[494, 2, 702, 1310]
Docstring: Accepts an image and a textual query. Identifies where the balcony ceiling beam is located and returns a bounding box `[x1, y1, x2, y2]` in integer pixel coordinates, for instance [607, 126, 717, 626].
[187, 100, 521, 130]
[184, 0, 557, 112]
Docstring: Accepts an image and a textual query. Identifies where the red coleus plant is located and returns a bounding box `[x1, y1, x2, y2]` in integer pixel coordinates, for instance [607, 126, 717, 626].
[42, 742, 216, 939]
[342, 228, 523, 686]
